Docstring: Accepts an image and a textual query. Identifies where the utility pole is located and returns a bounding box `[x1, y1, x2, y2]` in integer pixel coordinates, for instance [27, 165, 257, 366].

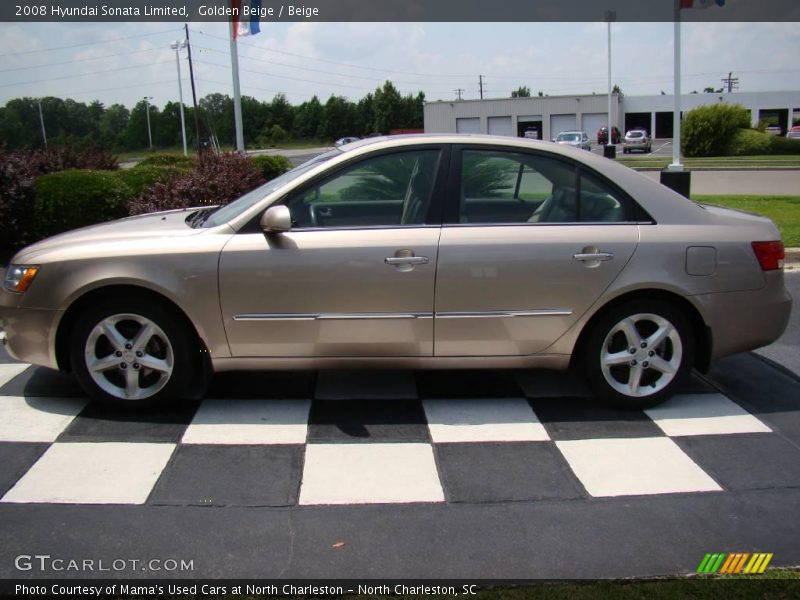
[143, 96, 153, 150]
[478, 75, 484, 100]
[37, 99, 47, 148]
[171, 39, 189, 156]
[454, 88, 464, 101]
[721, 71, 739, 93]
[606, 10, 615, 147]
[184, 23, 202, 154]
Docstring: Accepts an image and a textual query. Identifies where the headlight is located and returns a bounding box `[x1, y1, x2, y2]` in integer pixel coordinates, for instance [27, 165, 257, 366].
[3, 265, 40, 293]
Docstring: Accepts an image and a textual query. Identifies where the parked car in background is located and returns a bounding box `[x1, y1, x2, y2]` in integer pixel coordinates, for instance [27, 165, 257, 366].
[335, 136, 360, 147]
[786, 126, 800, 139]
[554, 131, 591, 151]
[523, 127, 540, 140]
[623, 129, 652, 153]
[765, 126, 783, 136]
[597, 126, 621, 145]
[0, 134, 790, 411]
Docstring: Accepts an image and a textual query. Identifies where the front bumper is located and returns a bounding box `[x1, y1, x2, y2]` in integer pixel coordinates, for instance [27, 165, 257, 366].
[0, 294, 61, 369]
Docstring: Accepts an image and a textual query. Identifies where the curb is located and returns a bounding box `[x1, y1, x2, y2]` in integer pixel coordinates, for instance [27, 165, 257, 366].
[785, 248, 800, 270]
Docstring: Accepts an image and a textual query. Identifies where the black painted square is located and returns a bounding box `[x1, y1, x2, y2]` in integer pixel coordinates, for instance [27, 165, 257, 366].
[308, 398, 428, 443]
[148, 444, 303, 507]
[0, 442, 49, 497]
[416, 370, 522, 399]
[435, 442, 585, 502]
[529, 397, 664, 441]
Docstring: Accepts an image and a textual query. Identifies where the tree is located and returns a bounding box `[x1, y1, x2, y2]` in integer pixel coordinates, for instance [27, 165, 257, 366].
[268, 93, 294, 134]
[511, 86, 531, 98]
[293, 95, 324, 139]
[99, 104, 130, 150]
[373, 81, 404, 134]
[321, 95, 357, 140]
[612, 84, 623, 96]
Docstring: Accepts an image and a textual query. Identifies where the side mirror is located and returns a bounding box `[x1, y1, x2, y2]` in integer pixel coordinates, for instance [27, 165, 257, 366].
[260, 205, 292, 233]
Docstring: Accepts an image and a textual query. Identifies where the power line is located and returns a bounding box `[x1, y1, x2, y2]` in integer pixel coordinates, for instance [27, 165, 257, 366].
[0, 59, 174, 89]
[0, 47, 163, 74]
[190, 28, 477, 79]
[34, 79, 176, 98]
[192, 57, 453, 95]
[0, 28, 180, 58]
[194, 44, 457, 87]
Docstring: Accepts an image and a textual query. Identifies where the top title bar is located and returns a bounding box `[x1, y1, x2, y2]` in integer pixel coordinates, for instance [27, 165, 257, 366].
[2, 0, 799, 23]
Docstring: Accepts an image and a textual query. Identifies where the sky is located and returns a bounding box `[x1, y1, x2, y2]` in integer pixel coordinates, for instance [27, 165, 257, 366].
[0, 21, 798, 109]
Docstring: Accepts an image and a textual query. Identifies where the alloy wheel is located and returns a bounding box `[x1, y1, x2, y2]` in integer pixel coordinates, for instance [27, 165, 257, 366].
[599, 312, 683, 398]
[83, 313, 174, 401]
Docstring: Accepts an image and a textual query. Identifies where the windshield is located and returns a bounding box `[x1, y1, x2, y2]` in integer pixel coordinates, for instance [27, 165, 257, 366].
[627, 131, 644, 138]
[201, 149, 341, 228]
[557, 133, 580, 142]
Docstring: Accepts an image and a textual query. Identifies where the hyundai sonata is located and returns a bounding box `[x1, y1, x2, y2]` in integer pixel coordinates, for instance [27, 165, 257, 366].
[0, 134, 791, 409]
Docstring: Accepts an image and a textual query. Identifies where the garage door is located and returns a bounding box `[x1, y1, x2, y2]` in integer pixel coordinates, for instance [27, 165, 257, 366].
[456, 117, 481, 134]
[488, 116, 513, 137]
[582, 113, 608, 139]
[550, 114, 577, 138]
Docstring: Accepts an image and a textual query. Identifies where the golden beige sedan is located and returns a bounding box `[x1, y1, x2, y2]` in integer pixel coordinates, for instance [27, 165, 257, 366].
[0, 135, 792, 409]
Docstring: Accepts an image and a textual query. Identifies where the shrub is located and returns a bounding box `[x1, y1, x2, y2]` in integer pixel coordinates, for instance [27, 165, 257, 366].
[257, 124, 289, 147]
[33, 170, 132, 238]
[769, 136, 800, 155]
[681, 103, 750, 157]
[136, 154, 196, 170]
[251, 154, 292, 181]
[0, 144, 36, 251]
[726, 129, 773, 156]
[128, 152, 265, 215]
[116, 164, 184, 197]
[28, 141, 119, 174]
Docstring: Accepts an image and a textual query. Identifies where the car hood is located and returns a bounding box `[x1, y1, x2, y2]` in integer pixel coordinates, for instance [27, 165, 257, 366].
[12, 208, 209, 264]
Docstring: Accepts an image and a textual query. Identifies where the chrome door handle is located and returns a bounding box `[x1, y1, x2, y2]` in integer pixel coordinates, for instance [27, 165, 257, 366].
[573, 252, 614, 262]
[385, 256, 429, 265]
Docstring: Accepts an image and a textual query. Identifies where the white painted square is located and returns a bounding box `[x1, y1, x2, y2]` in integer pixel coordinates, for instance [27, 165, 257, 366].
[182, 399, 311, 445]
[299, 443, 444, 505]
[556, 437, 721, 497]
[423, 398, 550, 443]
[2, 442, 175, 504]
[0, 396, 86, 442]
[645, 393, 771, 437]
[0, 363, 30, 388]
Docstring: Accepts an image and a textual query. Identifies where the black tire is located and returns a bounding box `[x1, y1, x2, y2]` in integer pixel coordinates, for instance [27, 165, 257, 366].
[70, 299, 194, 410]
[584, 299, 695, 409]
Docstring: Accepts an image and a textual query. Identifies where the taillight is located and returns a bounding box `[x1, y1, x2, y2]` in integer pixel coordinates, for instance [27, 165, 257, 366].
[751, 241, 785, 271]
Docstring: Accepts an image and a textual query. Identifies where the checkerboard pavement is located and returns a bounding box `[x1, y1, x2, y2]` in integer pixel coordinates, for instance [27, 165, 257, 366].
[2, 361, 799, 509]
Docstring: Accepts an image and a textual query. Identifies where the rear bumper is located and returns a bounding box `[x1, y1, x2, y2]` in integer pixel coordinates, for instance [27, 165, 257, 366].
[695, 274, 792, 360]
[0, 293, 61, 369]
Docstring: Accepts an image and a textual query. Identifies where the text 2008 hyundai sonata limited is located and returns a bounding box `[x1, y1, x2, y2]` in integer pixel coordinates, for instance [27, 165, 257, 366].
[0, 135, 792, 409]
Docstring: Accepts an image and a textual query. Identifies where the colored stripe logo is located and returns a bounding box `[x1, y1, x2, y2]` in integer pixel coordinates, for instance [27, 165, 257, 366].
[697, 552, 773, 574]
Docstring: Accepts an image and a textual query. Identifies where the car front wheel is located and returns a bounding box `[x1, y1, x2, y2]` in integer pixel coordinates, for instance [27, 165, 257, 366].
[70, 301, 193, 409]
[584, 300, 695, 409]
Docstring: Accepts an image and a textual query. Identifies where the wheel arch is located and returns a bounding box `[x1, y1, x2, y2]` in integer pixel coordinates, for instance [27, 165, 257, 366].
[569, 288, 712, 373]
[55, 285, 212, 388]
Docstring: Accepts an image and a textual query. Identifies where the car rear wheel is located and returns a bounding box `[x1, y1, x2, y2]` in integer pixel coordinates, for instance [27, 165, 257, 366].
[584, 300, 695, 409]
[70, 301, 193, 409]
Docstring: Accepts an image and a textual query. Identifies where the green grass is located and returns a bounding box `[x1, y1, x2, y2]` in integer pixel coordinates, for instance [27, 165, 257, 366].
[693, 195, 800, 247]
[617, 155, 800, 170]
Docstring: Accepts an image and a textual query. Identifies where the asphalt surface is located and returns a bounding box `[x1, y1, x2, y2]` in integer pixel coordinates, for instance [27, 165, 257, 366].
[0, 350, 798, 579]
[641, 169, 800, 196]
[756, 270, 800, 375]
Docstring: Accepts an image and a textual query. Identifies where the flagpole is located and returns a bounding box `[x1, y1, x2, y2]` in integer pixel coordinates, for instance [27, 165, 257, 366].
[669, 0, 683, 170]
[229, 20, 245, 152]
